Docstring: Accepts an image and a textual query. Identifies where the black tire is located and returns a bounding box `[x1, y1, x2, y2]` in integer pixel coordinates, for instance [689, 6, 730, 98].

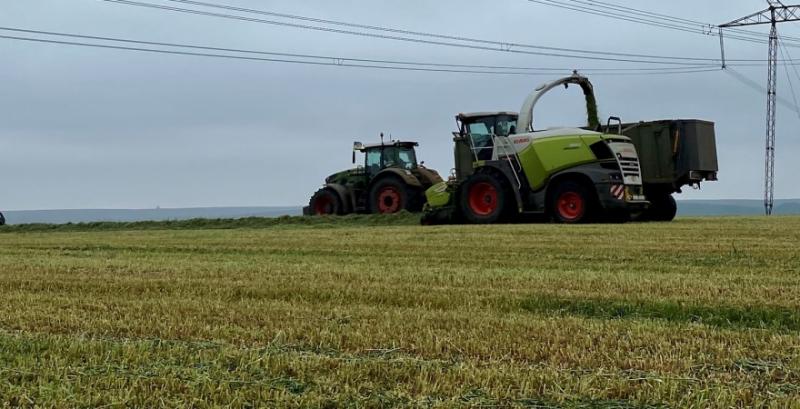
[369, 177, 415, 214]
[549, 180, 597, 224]
[649, 194, 678, 222]
[458, 172, 510, 224]
[0, 212, 5, 226]
[308, 188, 344, 216]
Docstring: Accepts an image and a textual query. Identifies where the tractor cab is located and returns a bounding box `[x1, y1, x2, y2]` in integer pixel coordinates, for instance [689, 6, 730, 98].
[353, 141, 420, 176]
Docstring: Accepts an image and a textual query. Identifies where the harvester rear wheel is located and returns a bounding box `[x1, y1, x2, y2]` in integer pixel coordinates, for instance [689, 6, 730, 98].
[550, 181, 595, 224]
[369, 177, 414, 214]
[308, 188, 343, 216]
[459, 173, 509, 224]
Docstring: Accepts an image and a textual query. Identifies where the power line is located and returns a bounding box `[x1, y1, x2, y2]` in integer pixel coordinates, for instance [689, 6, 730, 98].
[556, 0, 798, 42]
[0, 27, 719, 74]
[102, 0, 725, 66]
[526, 0, 760, 43]
[0, 30, 723, 77]
[156, 0, 726, 62]
[527, 0, 797, 46]
[105, 0, 797, 64]
[569, 0, 800, 42]
[778, 37, 800, 121]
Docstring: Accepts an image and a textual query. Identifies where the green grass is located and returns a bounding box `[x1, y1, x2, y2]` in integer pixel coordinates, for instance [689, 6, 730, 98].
[519, 296, 800, 331]
[0, 216, 799, 408]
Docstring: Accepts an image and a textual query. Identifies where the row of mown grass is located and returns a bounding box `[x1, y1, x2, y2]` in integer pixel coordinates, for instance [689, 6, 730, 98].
[0, 212, 420, 233]
[0, 217, 799, 407]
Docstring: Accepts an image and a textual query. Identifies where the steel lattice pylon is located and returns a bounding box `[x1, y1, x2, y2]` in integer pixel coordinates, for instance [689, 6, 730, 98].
[721, 2, 800, 215]
[766, 23, 778, 215]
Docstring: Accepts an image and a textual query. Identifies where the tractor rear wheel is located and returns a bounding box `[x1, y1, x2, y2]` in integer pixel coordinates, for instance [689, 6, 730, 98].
[550, 181, 596, 224]
[458, 173, 509, 224]
[369, 177, 414, 214]
[308, 188, 344, 216]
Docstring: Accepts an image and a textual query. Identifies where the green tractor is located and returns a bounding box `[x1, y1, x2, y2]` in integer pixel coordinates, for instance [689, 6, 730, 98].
[304, 139, 443, 216]
[423, 73, 649, 224]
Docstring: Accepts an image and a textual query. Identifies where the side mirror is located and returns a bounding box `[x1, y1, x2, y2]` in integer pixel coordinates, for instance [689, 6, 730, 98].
[352, 141, 364, 164]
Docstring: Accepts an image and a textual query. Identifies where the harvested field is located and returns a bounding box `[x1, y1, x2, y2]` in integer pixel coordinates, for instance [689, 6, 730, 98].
[0, 216, 798, 408]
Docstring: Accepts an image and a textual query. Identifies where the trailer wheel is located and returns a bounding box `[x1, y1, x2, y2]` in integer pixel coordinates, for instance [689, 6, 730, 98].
[649, 194, 678, 222]
[309, 188, 344, 216]
[369, 177, 412, 214]
[459, 173, 509, 224]
[550, 181, 595, 224]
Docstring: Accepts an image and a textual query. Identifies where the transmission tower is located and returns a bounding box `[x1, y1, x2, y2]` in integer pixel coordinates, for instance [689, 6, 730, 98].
[721, 1, 800, 215]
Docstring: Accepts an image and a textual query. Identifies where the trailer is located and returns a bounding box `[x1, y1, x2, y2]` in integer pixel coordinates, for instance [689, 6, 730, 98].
[611, 120, 719, 221]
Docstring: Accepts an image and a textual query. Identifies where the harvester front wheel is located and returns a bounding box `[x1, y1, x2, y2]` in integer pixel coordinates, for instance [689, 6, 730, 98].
[308, 188, 344, 216]
[550, 181, 595, 224]
[369, 177, 413, 214]
[459, 173, 509, 224]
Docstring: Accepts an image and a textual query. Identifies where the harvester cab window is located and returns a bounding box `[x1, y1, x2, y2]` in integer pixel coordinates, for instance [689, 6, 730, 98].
[466, 120, 494, 161]
[495, 117, 518, 137]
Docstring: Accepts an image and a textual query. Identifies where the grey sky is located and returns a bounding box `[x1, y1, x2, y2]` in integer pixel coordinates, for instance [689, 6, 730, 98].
[2, 0, 798, 210]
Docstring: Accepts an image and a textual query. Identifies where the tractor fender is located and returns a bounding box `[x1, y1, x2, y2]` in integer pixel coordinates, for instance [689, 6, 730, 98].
[323, 183, 354, 214]
[475, 162, 525, 213]
[371, 168, 424, 189]
[413, 167, 444, 187]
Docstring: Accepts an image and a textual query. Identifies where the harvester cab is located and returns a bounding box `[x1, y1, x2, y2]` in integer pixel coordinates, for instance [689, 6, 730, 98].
[424, 73, 648, 224]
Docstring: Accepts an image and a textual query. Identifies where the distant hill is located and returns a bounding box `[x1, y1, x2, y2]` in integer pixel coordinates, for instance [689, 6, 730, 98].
[677, 199, 800, 216]
[1, 207, 302, 225]
[1, 200, 798, 225]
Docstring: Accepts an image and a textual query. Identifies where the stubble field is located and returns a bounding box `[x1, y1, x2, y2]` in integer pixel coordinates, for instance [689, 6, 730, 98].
[0, 216, 799, 408]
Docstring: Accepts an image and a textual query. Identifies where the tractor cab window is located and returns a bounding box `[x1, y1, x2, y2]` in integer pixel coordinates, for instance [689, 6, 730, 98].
[366, 149, 382, 176]
[382, 147, 417, 170]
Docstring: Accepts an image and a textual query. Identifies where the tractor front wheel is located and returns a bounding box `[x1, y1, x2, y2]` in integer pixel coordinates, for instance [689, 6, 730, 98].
[550, 181, 596, 224]
[458, 173, 509, 224]
[308, 188, 344, 216]
[369, 177, 414, 214]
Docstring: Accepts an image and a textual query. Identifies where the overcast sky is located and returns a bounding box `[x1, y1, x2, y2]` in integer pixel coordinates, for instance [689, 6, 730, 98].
[2, 0, 799, 210]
